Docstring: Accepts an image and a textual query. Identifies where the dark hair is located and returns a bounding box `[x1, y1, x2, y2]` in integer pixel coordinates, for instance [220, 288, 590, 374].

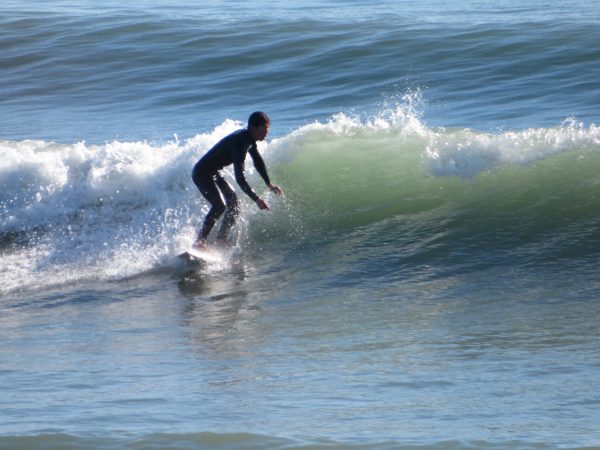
[248, 111, 270, 128]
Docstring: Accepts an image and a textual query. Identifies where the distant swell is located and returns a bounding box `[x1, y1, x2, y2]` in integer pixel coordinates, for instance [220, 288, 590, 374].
[1, 7, 600, 141]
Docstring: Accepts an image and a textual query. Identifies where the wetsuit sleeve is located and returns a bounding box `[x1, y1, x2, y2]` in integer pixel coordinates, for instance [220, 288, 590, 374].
[232, 148, 260, 202]
[248, 145, 271, 186]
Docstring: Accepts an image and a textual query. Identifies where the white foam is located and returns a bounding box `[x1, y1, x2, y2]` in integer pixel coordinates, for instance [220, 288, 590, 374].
[0, 125, 245, 294]
[424, 120, 600, 178]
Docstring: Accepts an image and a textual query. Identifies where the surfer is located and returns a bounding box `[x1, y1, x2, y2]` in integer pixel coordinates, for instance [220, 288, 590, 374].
[192, 111, 284, 249]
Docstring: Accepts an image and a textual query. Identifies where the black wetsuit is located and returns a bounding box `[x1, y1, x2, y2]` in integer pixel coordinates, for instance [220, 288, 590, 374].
[192, 128, 271, 242]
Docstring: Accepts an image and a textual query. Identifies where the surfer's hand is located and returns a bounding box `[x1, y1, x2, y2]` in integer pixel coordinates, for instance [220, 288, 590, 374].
[256, 198, 270, 210]
[268, 183, 284, 197]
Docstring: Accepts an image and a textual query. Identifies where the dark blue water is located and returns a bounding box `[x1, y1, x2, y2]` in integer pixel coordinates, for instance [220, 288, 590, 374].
[1, 0, 599, 143]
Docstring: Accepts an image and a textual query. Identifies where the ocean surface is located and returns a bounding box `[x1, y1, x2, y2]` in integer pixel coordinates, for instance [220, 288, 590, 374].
[1, 0, 600, 448]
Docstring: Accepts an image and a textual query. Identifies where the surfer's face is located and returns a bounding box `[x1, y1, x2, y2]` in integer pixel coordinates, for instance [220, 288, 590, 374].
[251, 123, 270, 141]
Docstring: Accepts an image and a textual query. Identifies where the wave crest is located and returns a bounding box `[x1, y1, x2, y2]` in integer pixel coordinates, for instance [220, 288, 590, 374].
[1, 114, 599, 293]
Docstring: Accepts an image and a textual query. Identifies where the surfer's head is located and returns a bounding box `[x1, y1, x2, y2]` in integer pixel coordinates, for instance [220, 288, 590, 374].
[248, 111, 270, 142]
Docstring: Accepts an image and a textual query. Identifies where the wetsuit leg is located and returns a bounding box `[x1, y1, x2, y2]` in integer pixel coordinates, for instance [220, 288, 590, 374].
[215, 175, 240, 244]
[193, 171, 226, 242]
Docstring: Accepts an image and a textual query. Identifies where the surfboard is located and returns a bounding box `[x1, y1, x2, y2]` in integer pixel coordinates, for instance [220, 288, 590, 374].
[180, 246, 224, 264]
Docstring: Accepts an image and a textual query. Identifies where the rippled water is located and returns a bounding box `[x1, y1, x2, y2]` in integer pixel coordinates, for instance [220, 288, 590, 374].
[1, 0, 600, 448]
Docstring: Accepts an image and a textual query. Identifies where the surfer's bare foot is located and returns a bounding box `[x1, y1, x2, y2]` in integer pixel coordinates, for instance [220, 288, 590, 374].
[192, 240, 208, 251]
[215, 236, 234, 248]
